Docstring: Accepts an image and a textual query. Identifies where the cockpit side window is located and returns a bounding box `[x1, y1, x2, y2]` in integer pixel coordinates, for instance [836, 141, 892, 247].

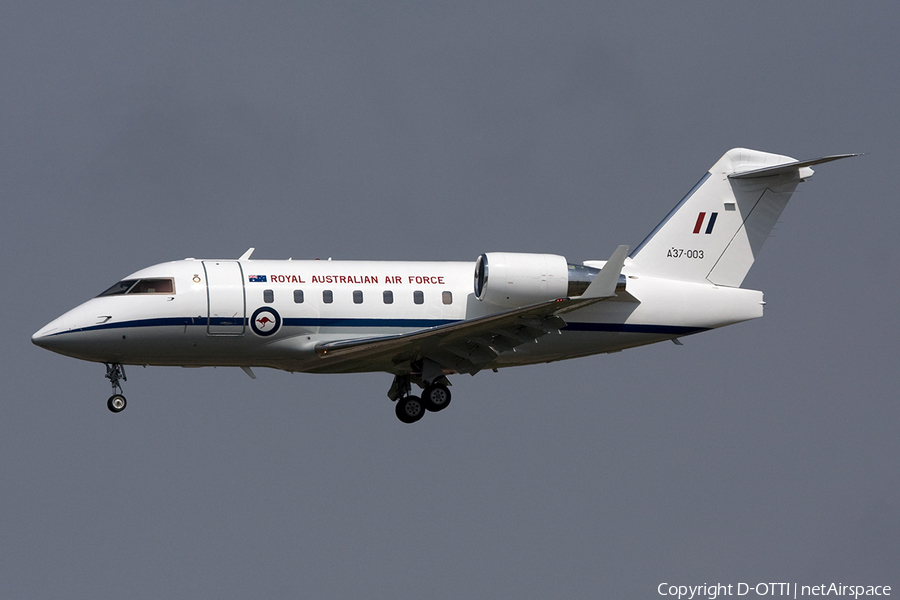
[129, 278, 175, 294]
[96, 278, 175, 297]
[97, 280, 138, 297]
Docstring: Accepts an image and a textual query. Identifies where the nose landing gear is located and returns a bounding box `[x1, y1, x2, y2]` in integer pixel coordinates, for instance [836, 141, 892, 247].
[105, 363, 127, 413]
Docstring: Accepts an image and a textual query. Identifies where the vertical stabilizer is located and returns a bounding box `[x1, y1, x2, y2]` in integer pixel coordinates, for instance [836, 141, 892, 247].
[628, 148, 848, 287]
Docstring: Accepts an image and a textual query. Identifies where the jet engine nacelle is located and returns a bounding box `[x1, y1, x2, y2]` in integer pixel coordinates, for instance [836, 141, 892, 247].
[474, 252, 570, 307]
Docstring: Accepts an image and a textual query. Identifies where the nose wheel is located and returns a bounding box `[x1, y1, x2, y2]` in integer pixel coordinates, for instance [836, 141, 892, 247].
[107, 394, 127, 413]
[104, 363, 127, 413]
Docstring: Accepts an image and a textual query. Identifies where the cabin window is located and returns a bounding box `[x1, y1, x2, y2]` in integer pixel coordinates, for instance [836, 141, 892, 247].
[383, 290, 393, 304]
[323, 290, 333, 304]
[413, 291, 424, 305]
[263, 289, 274, 303]
[293, 290, 304, 303]
[442, 291, 452, 305]
[97, 278, 175, 297]
[353, 290, 363, 304]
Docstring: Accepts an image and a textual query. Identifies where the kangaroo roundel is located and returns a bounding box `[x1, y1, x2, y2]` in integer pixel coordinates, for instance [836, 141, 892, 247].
[250, 307, 281, 337]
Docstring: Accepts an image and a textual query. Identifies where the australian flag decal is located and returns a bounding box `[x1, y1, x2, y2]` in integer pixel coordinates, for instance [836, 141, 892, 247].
[248, 275, 267, 283]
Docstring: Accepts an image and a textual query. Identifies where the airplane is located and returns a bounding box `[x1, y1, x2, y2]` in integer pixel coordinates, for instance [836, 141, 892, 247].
[32, 148, 856, 423]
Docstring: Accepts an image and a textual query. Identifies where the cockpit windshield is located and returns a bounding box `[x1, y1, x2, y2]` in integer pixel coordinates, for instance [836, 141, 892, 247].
[97, 278, 175, 297]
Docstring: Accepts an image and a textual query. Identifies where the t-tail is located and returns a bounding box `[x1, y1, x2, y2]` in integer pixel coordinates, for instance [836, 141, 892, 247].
[628, 148, 858, 287]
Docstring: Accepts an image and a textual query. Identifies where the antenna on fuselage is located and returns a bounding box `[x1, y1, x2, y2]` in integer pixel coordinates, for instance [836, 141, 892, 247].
[239, 248, 255, 260]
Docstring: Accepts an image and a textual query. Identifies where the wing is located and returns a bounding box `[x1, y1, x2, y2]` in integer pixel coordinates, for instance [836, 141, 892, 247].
[312, 246, 631, 375]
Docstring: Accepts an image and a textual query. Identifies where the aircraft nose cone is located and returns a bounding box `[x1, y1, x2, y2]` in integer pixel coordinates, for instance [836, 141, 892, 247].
[32, 314, 70, 351]
[32, 331, 47, 348]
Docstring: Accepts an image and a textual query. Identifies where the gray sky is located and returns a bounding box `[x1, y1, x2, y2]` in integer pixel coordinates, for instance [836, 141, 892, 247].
[3, 2, 898, 598]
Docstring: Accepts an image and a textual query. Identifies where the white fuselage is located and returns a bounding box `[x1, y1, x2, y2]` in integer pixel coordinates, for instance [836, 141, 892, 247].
[32, 257, 764, 375]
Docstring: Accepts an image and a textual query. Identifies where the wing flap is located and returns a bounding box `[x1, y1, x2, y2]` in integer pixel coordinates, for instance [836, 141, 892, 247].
[314, 295, 607, 372]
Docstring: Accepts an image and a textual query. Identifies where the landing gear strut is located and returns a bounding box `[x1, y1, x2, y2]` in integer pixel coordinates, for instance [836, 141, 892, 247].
[105, 362, 127, 413]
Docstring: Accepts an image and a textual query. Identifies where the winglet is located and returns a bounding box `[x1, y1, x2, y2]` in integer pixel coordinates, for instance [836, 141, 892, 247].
[239, 247, 255, 261]
[580, 245, 629, 298]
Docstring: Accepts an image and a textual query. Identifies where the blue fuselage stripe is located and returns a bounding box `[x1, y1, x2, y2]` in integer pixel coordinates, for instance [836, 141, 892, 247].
[561, 322, 706, 335]
[49, 316, 707, 337]
[282, 317, 457, 328]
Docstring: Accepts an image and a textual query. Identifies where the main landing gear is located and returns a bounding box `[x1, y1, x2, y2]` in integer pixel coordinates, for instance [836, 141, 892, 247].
[389, 374, 452, 424]
[105, 362, 127, 413]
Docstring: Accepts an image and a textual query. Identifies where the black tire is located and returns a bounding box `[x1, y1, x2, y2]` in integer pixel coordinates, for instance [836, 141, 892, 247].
[395, 396, 425, 423]
[421, 383, 452, 412]
[107, 394, 127, 413]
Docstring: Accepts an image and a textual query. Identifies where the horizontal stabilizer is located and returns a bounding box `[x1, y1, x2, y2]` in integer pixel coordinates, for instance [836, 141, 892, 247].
[729, 154, 860, 179]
